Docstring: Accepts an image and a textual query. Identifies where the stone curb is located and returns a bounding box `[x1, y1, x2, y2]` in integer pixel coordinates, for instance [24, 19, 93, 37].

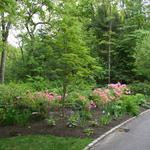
[83, 109, 150, 150]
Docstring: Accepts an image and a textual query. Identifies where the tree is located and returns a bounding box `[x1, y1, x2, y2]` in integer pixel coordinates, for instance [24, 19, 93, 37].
[50, 1, 101, 115]
[15, 0, 56, 79]
[0, 0, 16, 83]
[135, 30, 150, 81]
[90, 0, 120, 83]
[111, 0, 149, 83]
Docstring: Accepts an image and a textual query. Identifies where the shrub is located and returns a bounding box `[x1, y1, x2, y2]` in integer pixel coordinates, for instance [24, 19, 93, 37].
[129, 82, 150, 96]
[92, 82, 128, 105]
[121, 95, 140, 116]
[83, 128, 94, 136]
[89, 120, 99, 127]
[46, 117, 56, 126]
[0, 84, 33, 125]
[134, 93, 146, 105]
[0, 84, 62, 125]
[26, 76, 50, 91]
[101, 93, 145, 119]
[103, 101, 126, 119]
[100, 114, 112, 126]
[0, 82, 145, 126]
[0, 105, 31, 125]
[67, 113, 79, 128]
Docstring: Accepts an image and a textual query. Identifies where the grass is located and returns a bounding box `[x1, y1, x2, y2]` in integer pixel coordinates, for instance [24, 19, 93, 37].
[0, 135, 92, 150]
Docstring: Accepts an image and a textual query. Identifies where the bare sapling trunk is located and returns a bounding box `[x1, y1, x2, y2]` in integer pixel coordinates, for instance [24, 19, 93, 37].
[61, 82, 67, 117]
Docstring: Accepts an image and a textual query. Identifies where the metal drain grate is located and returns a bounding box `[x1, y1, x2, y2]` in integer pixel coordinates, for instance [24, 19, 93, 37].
[118, 128, 130, 132]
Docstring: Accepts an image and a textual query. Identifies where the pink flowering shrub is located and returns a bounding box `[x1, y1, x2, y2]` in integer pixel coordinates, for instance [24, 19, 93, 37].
[33, 91, 62, 102]
[108, 82, 127, 97]
[26, 91, 62, 117]
[76, 95, 97, 111]
[93, 82, 129, 105]
[88, 100, 97, 110]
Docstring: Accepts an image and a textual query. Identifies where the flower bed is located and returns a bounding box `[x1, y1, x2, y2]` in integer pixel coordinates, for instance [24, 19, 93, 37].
[0, 83, 147, 137]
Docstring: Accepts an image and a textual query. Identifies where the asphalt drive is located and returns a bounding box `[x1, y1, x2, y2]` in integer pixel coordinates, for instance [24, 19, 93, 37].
[90, 110, 150, 150]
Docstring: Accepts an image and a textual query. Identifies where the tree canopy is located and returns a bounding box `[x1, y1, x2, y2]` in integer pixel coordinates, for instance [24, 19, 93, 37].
[0, 0, 149, 85]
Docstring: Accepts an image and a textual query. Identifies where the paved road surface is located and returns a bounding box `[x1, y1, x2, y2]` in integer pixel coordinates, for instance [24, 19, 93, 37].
[90, 110, 150, 150]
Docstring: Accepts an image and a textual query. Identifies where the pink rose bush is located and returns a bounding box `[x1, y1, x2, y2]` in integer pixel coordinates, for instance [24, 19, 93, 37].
[76, 83, 130, 111]
[33, 91, 62, 102]
[27, 83, 130, 115]
[27, 91, 63, 115]
[93, 82, 129, 105]
[88, 100, 97, 110]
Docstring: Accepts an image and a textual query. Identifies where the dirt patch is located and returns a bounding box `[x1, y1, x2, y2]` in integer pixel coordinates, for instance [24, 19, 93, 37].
[0, 108, 146, 139]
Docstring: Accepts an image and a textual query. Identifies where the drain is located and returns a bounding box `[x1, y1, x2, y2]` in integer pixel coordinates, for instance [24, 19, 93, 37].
[118, 128, 130, 132]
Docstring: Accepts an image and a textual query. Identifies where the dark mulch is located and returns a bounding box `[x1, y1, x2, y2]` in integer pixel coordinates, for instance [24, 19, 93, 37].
[0, 107, 146, 139]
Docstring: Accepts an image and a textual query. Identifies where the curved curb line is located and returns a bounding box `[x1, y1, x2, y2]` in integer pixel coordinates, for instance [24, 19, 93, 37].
[83, 109, 150, 150]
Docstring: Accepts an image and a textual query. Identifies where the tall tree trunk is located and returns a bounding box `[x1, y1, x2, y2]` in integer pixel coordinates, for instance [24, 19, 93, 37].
[108, 26, 111, 84]
[0, 13, 11, 84]
[108, 4, 112, 84]
[0, 47, 6, 84]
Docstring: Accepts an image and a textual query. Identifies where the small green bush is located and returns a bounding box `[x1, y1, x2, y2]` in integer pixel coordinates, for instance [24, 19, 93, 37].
[102, 93, 145, 119]
[0, 107, 31, 125]
[129, 82, 150, 95]
[100, 114, 112, 126]
[0, 83, 50, 125]
[121, 95, 140, 116]
[67, 113, 79, 128]
[26, 76, 50, 91]
[134, 93, 146, 105]
[46, 117, 56, 126]
[108, 101, 126, 118]
[83, 128, 94, 136]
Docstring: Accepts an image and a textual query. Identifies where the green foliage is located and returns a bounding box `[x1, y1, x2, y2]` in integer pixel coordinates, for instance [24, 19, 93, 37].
[66, 113, 79, 128]
[130, 82, 150, 96]
[0, 83, 32, 125]
[101, 92, 146, 120]
[105, 101, 126, 119]
[0, 0, 17, 18]
[0, 0, 149, 130]
[89, 120, 99, 127]
[26, 76, 50, 91]
[30, 94, 50, 118]
[45, 1, 102, 116]
[83, 128, 94, 136]
[135, 31, 150, 81]
[0, 83, 33, 105]
[0, 83, 50, 125]
[72, 98, 88, 111]
[3, 0, 149, 85]
[0, 81, 147, 126]
[112, 32, 137, 83]
[100, 114, 112, 126]
[134, 94, 146, 105]
[121, 95, 140, 116]
[79, 110, 92, 121]
[46, 117, 56, 126]
[0, 106, 31, 125]
[51, 6, 101, 82]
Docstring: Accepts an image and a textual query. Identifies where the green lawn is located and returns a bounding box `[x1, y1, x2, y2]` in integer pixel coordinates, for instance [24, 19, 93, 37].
[0, 135, 91, 150]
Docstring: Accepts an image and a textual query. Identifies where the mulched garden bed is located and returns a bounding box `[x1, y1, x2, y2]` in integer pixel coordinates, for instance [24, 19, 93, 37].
[0, 107, 146, 139]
